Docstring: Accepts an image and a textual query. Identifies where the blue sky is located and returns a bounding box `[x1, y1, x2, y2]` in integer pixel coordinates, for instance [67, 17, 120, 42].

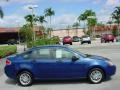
[0, 0, 120, 29]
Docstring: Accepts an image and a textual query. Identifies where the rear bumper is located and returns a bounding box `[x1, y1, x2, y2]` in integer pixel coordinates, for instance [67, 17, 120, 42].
[63, 41, 72, 44]
[4, 65, 16, 79]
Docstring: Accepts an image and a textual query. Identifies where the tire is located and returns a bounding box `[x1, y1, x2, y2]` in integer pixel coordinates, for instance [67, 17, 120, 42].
[17, 71, 33, 86]
[70, 42, 72, 45]
[88, 68, 104, 84]
[81, 42, 83, 45]
[88, 41, 91, 44]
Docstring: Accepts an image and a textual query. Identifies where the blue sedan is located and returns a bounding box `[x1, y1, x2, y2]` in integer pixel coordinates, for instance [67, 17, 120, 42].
[4, 45, 116, 86]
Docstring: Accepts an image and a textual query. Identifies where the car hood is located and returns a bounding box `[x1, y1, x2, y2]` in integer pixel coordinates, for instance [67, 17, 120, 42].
[85, 54, 110, 61]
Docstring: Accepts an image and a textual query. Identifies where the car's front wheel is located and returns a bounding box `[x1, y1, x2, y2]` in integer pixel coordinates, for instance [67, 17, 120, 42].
[17, 71, 33, 86]
[88, 68, 104, 84]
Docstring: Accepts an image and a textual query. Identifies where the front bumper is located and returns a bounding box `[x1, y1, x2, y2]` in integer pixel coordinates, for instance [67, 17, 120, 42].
[106, 65, 116, 77]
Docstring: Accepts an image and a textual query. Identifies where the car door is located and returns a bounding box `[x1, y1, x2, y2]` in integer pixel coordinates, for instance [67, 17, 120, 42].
[52, 47, 86, 79]
[28, 47, 59, 79]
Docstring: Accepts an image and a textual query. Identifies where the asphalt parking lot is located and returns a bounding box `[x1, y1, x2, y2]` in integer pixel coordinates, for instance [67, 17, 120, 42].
[0, 41, 120, 90]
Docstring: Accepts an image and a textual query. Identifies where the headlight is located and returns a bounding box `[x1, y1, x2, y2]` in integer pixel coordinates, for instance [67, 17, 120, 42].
[106, 61, 114, 66]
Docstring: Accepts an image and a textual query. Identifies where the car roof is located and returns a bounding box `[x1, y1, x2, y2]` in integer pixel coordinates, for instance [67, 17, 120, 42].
[29, 45, 68, 50]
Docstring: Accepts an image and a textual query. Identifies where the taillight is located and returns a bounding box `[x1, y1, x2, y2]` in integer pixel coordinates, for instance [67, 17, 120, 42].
[6, 59, 11, 65]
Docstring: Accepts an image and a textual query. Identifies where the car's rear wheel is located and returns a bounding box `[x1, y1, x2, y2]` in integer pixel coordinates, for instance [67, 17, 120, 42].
[81, 42, 83, 45]
[88, 68, 104, 84]
[17, 71, 33, 86]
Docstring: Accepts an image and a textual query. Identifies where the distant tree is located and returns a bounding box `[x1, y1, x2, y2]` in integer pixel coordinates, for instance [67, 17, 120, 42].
[0, 7, 3, 18]
[97, 22, 104, 26]
[24, 14, 35, 27]
[112, 26, 118, 36]
[44, 7, 55, 37]
[0, 0, 10, 18]
[78, 10, 97, 36]
[112, 6, 120, 36]
[20, 24, 33, 43]
[72, 22, 80, 36]
[46, 28, 53, 37]
[36, 15, 47, 38]
[85, 10, 97, 36]
[44, 7, 55, 27]
[78, 14, 86, 33]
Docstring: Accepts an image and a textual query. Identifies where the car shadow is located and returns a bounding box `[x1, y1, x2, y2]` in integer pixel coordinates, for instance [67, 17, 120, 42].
[34, 79, 88, 85]
[5, 77, 112, 86]
[5, 79, 17, 85]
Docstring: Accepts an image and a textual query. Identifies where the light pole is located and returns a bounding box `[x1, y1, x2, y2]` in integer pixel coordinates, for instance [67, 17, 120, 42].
[28, 5, 38, 41]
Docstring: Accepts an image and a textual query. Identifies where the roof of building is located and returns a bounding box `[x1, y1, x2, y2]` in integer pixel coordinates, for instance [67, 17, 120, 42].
[0, 28, 18, 33]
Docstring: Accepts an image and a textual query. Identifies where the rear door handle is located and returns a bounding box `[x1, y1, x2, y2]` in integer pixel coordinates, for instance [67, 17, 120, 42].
[56, 60, 62, 63]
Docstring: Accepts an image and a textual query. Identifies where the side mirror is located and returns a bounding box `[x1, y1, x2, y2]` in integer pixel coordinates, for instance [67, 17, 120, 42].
[72, 56, 79, 62]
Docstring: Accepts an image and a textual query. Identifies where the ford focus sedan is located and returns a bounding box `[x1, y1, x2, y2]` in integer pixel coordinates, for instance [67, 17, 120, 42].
[4, 45, 116, 86]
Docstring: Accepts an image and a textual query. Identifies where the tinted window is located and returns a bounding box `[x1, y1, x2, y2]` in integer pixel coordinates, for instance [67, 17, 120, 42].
[23, 48, 52, 60]
[37, 48, 51, 59]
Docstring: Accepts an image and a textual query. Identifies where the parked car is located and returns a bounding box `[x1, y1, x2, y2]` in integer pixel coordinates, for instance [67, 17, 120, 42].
[81, 36, 91, 44]
[72, 36, 80, 42]
[101, 34, 115, 43]
[63, 36, 72, 45]
[4, 45, 116, 86]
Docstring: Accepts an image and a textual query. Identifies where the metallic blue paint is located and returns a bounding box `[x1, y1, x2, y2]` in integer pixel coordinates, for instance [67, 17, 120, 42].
[4, 45, 116, 81]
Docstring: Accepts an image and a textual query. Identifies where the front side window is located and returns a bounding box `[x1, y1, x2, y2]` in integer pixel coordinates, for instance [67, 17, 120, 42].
[55, 48, 74, 59]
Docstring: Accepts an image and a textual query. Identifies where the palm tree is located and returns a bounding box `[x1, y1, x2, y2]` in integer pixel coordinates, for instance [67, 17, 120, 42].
[24, 14, 37, 41]
[78, 14, 86, 34]
[44, 7, 55, 37]
[112, 6, 120, 36]
[36, 15, 47, 38]
[0, 7, 4, 18]
[78, 10, 97, 36]
[37, 16, 46, 25]
[72, 22, 80, 36]
[24, 15, 34, 27]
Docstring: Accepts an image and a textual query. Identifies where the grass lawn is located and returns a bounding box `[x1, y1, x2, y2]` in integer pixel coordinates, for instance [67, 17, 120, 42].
[0, 45, 17, 58]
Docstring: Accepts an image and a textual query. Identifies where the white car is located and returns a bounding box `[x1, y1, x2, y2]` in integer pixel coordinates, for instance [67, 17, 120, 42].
[81, 36, 91, 44]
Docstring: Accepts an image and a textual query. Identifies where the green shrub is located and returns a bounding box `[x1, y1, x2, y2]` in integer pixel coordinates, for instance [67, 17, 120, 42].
[27, 37, 60, 48]
[0, 45, 17, 58]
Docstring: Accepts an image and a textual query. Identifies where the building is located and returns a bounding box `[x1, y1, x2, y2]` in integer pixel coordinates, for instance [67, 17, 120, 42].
[94, 25, 120, 36]
[0, 27, 19, 44]
[51, 28, 84, 38]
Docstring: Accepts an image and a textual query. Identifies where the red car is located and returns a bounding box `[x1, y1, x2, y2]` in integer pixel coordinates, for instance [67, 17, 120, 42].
[63, 36, 72, 45]
[101, 34, 115, 43]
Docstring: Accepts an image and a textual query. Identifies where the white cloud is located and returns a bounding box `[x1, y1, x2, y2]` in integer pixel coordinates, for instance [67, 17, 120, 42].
[0, 0, 40, 6]
[96, 7, 112, 23]
[0, 14, 25, 27]
[22, 4, 39, 13]
[51, 14, 77, 29]
[106, 0, 120, 6]
[92, 0, 101, 4]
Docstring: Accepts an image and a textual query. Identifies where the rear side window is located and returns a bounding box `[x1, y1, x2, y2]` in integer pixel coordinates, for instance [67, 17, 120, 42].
[23, 48, 52, 60]
[37, 49, 51, 59]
